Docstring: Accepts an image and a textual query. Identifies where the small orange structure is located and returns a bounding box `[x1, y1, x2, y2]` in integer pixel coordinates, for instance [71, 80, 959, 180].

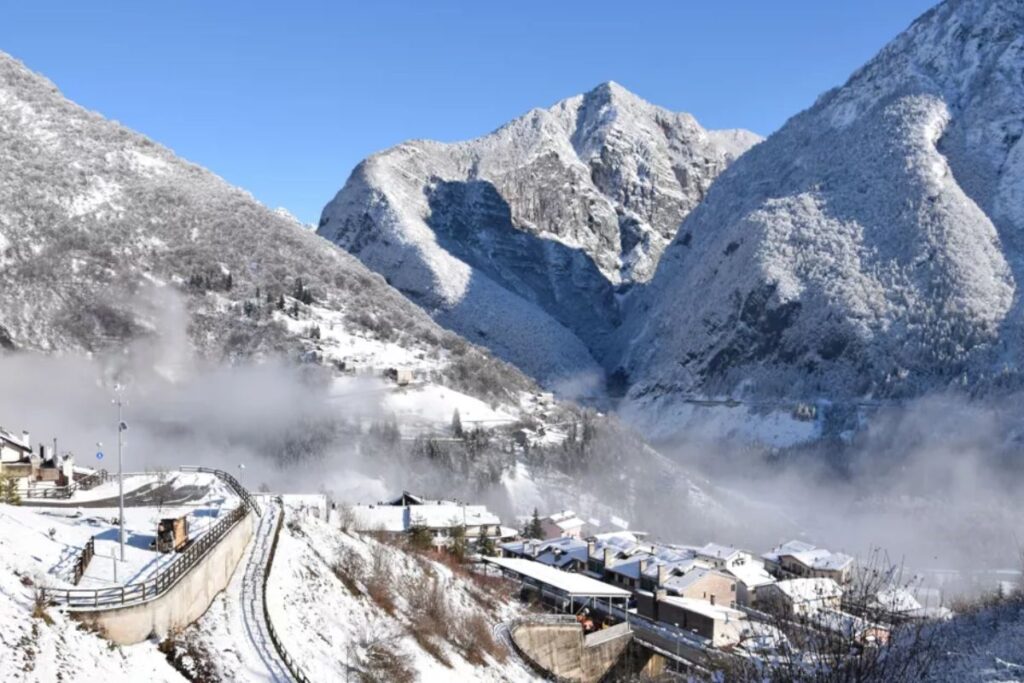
[156, 516, 189, 553]
[576, 611, 595, 633]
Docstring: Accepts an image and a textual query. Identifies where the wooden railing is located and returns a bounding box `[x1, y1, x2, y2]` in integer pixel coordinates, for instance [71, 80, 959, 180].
[26, 470, 109, 500]
[72, 536, 96, 586]
[76, 469, 109, 491]
[50, 467, 259, 610]
[262, 498, 312, 683]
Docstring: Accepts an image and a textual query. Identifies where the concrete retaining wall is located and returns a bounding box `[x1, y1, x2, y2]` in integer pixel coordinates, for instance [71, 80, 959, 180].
[71, 511, 254, 645]
[511, 621, 633, 683]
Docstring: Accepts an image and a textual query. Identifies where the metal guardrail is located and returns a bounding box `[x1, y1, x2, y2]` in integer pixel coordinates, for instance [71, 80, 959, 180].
[49, 467, 259, 610]
[260, 497, 311, 683]
[181, 466, 262, 516]
[262, 498, 312, 683]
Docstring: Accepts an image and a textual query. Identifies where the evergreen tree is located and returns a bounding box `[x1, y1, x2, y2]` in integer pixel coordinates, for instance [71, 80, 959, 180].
[1, 476, 21, 505]
[277, 293, 285, 310]
[449, 522, 468, 561]
[524, 508, 543, 539]
[408, 515, 433, 552]
[224, 272, 233, 290]
[451, 408, 463, 438]
[478, 525, 496, 557]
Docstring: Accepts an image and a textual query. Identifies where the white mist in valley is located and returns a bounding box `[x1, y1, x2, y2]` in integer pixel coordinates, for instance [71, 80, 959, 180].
[659, 397, 1024, 597]
[2, 301, 1019, 600]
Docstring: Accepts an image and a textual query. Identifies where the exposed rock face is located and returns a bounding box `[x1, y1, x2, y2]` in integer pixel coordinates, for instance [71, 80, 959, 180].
[616, 0, 1024, 423]
[319, 83, 758, 394]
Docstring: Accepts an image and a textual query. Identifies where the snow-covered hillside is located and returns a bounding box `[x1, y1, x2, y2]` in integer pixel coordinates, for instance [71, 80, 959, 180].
[319, 82, 759, 394]
[617, 0, 1024, 428]
[0, 50, 539, 412]
[265, 503, 537, 682]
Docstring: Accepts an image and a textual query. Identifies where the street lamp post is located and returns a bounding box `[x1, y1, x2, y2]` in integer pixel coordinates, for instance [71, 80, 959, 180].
[113, 392, 127, 562]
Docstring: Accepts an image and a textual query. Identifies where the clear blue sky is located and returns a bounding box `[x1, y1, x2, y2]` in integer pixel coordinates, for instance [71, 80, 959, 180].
[1, 1, 936, 224]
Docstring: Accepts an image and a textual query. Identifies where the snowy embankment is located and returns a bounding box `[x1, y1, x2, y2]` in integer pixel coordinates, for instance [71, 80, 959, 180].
[263, 503, 540, 682]
[0, 471, 237, 682]
[924, 597, 1024, 683]
[0, 504, 184, 682]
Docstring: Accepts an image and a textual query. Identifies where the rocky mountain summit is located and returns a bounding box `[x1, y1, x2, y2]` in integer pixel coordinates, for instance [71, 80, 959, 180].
[322, 0, 1024, 444]
[319, 82, 759, 394]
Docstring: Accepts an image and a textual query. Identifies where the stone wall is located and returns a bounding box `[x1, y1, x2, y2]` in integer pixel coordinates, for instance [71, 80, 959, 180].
[71, 511, 254, 645]
[511, 620, 632, 683]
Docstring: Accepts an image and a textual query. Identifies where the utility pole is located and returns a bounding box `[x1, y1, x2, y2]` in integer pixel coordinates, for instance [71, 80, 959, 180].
[113, 389, 127, 562]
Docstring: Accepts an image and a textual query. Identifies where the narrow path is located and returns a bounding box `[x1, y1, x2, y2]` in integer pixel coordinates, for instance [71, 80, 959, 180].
[220, 498, 292, 682]
[242, 499, 291, 681]
[493, 621, 530, 670]
[21, 478, 209, 508]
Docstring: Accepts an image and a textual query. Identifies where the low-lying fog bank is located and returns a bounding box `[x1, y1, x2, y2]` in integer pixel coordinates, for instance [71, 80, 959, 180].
[658, 395, 1024, 597]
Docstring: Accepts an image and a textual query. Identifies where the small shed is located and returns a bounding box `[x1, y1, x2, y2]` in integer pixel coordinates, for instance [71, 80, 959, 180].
[384, 367, 414, 386]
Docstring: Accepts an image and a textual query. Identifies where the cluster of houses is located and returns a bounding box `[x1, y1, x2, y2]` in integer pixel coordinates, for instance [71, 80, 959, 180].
[340, 491, 517, 548]
[0, 426, 77, 488]
[335, 494, 947, 652]
[495, 514, 940, 650]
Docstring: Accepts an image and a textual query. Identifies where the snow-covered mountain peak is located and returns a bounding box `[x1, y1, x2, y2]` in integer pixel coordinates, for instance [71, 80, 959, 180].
[614, 0, 1024, 438]
[319, 84, 759, 392]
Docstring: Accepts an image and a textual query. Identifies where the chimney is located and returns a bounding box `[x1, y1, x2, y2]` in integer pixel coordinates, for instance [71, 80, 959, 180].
[639, 558, 649, 575]
[658, 565, 668, 587]
[587, 540, 595, 558]
[603, 547, 614, 569]
[22, 431, 30, 448]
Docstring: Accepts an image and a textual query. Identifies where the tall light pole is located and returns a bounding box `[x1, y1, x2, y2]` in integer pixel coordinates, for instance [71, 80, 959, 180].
[113, 389, 127, 562]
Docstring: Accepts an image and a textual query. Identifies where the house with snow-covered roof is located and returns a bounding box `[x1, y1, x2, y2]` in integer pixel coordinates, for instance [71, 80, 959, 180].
[723, 558, 776, 606]
[0, 427, 31, 465]
[695, 542, 749, 568]
[760, 578, 843, 617]
[500, 537, 590, 571]
[635, 592, 747, 647]
[539, 510, 587, 540]
[662, 567, 738, 607]
[763, 540, 854, 584]
[350, 492, 514, 549]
